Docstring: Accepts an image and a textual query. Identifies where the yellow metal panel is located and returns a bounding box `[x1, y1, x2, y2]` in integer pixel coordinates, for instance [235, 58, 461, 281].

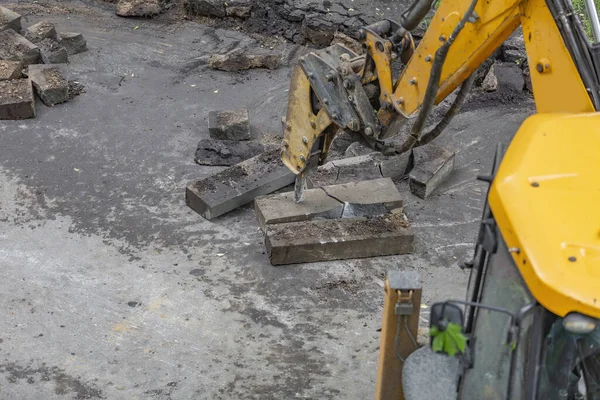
[489, 113, 600, 318]
[520, 0, 595, 113]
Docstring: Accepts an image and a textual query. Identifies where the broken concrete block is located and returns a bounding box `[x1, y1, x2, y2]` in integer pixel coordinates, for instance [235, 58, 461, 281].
[495, 62, 524, 92]
[0, 6, 21, 32]
[116, 0, 162, 17]
[225, 0, 252, 18]
[380, 152, 412, 178]
[24, 21, 58, 43]
[208, 52, 281, 72]
[322, 178, 404, 217]
[409, 144, 455, 199]
[38, 39, 69, 64]
[0, 78, 35, 120]
[331, 31, 362, 55]
[28, 64, 69, 106]
[185, 149, 295, 220]
[265, 214, 414, 265]
[208, 109, 251, 141]
[307, 154, 385, 188]
[58, 32, 87, 55]
[0, 60, 22, 80]
[194, 138, 269, 166]
[0, 29, 40, 66]
[481, 64, 498, 92]
[185, 0, 226, 17]
[344, 141, 376, 158]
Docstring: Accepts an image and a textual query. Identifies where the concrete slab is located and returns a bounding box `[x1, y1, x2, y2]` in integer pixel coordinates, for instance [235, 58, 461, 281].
[307, 154, 386, 188]
[0, 60, 22, 80]
[0, 29, 40, 66]
[380, 152, 412, 179]
[0, 6, 21, 32]
[0, 78, 35, 120]
[194, 138, 268, 166]
[409, 144, 455, 199]
[186, 149, 295, 219]
[38, 38, 69, 64]
[58, 32, 87, 55]
[24, 21, 58, 43]
[265, 214, 414, 265]
[208, 108, 251, 141]
[28, 64, 69, 106]
[322, 178, 404, 217]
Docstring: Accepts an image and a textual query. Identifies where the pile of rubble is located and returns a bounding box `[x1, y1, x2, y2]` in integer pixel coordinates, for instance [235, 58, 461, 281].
[0, 6, 87, 120]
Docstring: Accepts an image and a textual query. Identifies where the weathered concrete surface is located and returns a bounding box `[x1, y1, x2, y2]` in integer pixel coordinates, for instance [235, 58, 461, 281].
[208, 108, 251, 140]
[194, 138, 268, 166]
[0, 1, 535, 399]
[409, 144, 455, 199]
[28, 63, 69, 106]
[0, 60, 22, 80]
[0, 29, 40, 66]
[186, 149, 295, 219]
[0, 78, 35, 119]
[58, 32, 87, 55]
[0, 6, 21, 32]
[38, 38, 69, 64]
[265, 214, 414, 265]
[307, 153, 386, 187]
[323, 178, 404, 217]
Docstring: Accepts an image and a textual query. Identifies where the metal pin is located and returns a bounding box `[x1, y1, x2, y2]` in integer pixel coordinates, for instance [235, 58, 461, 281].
[425, 55, 432, 62]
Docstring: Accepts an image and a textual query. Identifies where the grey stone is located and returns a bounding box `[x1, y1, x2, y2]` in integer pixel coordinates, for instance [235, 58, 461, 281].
[0, 6, 21, 32]
[504, 27, 525, 51]
[322, 177, 404, 217]
[38, 38, 69, 64]
[481, 64, 498, 92]
[344, 141, 376, 158]
[402, 347, 459, 400]
[495, 62, 524, 92]
[503, 49, 526, 64]
[409, 144, 455, 199]
[208, 52, 282, 72]
[331, 31, 362, 55]
[194, 138, 269, 166]
[208, 109, 251, 141]
[288, 9, 305, 22]
[265, 214, 414, 265]
[0, 29, 40, 66]
[185, 149, 295, 220]
[307, 154, 386, 188]
[0, 60, 22, 81]
[225, 0, 252, 18]
[28, 64, 69, 106]
[185, 0, 226, 17]
[58, 32, 87, 55]
[116, 0, 162, 17]
[380, 152, 412, 178]
[24, 21, 57, 43]
[0, 78, 35, 120]
[302, 14, 336, 46]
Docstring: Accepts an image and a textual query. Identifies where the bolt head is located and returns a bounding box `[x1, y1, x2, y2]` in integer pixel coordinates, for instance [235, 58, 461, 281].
[536, 63, 544, 73]
[299, 155, 306, 162]
[365, 126, 373, 136]
[310, 121, 316, 129]
[302, 137, 308, 144]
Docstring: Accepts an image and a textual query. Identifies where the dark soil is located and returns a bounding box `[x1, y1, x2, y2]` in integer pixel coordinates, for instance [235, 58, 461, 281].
[42, 68, 67, 88]
[462, 87, 532, 112]
[67, 80, 86, 99]
[194, 165, 248, 193]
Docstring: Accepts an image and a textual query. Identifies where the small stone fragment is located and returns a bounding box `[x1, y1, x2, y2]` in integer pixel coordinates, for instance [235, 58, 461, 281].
[185, 0, 226, 17]
[0, 6, 21, 32]
[344, 141, 376, 158]
[409, 144, 455, 199]
[208, 52, 281, 72]
[38, 38, 69, 64]
[0, 78, 35, 120]
[116, 0, 162, 17]
[28, 64, 69, 106]
[331, 31, 362, 55]
[25, 21, 57, 43]
[58, 32, 87, 55]
[503, 49, 526, 64]
[0, 29, 40, 66]
[0, 60, 22, 81]
[225, 0, 252, 18]
[380, 152, 412, 178]
[208, 109, 251, 141]
[481, 64, 498, 92]
[194, 138, 269, 166]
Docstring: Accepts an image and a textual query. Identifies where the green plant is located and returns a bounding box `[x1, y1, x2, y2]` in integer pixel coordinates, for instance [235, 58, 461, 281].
[571, 0, 600, 41]
[430, 321, 467, 357]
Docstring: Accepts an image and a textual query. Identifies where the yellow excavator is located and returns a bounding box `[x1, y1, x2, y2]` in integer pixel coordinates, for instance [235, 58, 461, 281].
[278, 0, 600, 396]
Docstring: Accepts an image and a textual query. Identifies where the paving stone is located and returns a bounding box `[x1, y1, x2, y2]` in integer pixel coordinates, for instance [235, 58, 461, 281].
[58, 32, 87, 55]
[380, 152, 412, 178]
[0, 29, 40, 66]
[322, 178, 404, 217]
[185, 0, 226, 17]
[185, 149, 296, 220]
[225, 0, 252, 18]
[208, 109, 251, 141]
[24, 21, 58, 43]
[0, 60, 22, 81]
[194, 138, 269, 166]
[0, 78, 35, 120]
[208, 52, 282, 72]
[38, 38, 69, 64]
[116, 0, 162, 17]
[307, 154, 385, 188]
[265, 214, 414, 265]
[344, 141, 376, 158]
[28, 64, 69, 106]
[0, 6, 21, 32]
[409, 144, 455, 199]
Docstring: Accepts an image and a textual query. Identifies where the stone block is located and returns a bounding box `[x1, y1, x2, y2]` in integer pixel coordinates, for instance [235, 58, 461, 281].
[116, 0, 162, 17]
[58, 32, 87, 55]
[322, 178, 404, 217]
[409, 144, 455, 199]
[0, 78, 35, 120]
[208, 52, 281, 72]
[380, 152, 412, 178]
[344, 141, 376, 158]
[38, 38, 69, 64]
[194, 138, 269, 166]
[0, 60, 22, 80]
[0, 29, 40, 66]
[0, 6, 21, 32]
[28, 64, 69, 106]
[265, 214, 414, 265]
[185, 149, 295, 220]
[307, 154, 385, 188]
[185, 0, 226, 17]
[208, 109, 251, 141]
[225, 0, 252, 18]
[24, 21, 57, 43]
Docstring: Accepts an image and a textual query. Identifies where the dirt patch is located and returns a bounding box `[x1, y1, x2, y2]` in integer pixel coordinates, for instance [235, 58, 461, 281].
[315, 278, 360, 294]
[68, 80, 86, 99]
[193, 164, 248, 193]
[42, 68, 67, 88]
[462, 87, 532, 112]
[0, 79, 32, 105]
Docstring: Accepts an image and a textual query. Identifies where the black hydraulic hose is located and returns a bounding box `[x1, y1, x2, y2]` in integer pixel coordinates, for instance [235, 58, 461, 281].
[400, 0, 436, 31]
[417, 72, 476, 147]
[396, 0, 479, 154]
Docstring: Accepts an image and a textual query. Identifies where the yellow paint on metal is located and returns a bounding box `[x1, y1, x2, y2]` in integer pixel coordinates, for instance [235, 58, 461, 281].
[519, 0, 595, 113]
[364, 30, 394, 106]
[281, 65, 331, 174]
[489, 113, 600, 318]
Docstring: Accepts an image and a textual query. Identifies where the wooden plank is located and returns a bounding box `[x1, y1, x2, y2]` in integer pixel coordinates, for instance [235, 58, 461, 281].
[186, 149, 295, 220]
[265, 214, 414, 265]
